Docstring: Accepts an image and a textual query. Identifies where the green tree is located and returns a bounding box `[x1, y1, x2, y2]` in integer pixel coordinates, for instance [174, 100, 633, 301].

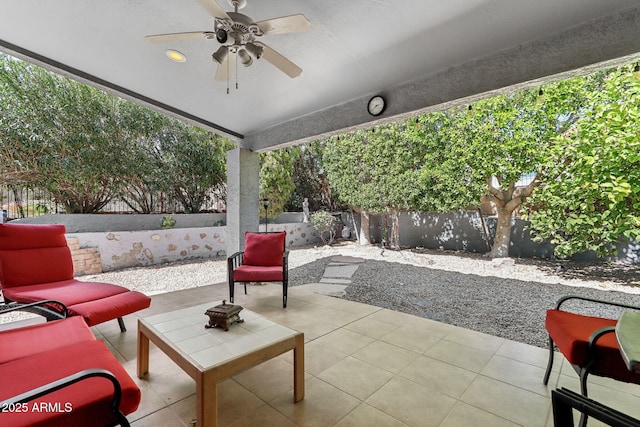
[286, 141, 341, 212]
[0, 53, 231, 214]
[260, 148, 297, 219]
[323, 123, 427, 248]
[525, 64, 640, 258]
[160, 123, 231, 213]
[413, 76, 597, 257]
[0, 57, 130, 212]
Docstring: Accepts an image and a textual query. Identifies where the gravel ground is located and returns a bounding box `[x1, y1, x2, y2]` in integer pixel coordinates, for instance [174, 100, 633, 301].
[32, 242, 640, 348]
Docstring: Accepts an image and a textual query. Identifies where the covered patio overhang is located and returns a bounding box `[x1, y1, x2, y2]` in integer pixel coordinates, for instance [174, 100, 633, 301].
[3, 1, 640, 252]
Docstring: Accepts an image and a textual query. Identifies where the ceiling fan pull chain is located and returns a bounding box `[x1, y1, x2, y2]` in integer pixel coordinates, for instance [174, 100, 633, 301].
[235, 52, 239, 90]
[226, 52, 231, 94]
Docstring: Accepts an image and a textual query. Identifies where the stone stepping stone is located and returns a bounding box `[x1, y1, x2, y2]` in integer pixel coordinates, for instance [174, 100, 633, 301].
[319, 278, 352, 285]
[323, 264, 359, 278]
[330, 256, 365, 264]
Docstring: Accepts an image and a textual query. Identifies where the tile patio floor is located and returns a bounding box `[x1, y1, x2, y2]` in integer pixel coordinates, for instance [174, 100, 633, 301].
[90, 282, 640, 427]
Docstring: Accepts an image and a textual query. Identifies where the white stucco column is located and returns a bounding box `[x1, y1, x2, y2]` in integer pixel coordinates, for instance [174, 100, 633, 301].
[226, 147, 260, 255]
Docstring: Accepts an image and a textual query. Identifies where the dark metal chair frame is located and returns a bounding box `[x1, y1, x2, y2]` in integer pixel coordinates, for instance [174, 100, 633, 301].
[544, 295, 640, 427]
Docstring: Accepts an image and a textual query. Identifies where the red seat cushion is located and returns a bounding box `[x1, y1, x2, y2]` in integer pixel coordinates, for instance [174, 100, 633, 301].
[546, 309, 639, 382]
[66, 290, 151, 326]
[242, 232, 286, 266]
[0, 317, 95, 364]
[0, 223, 68, 251]
[0, 340, 141, 427]
[3, 280, 151, 326]
[233, 265, 284, 282]
[2, 280, 128, 306]
[0, 224, 73, 288]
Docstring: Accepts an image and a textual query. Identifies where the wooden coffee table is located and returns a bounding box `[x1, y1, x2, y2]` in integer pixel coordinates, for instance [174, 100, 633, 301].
[137, 302, 304, 427]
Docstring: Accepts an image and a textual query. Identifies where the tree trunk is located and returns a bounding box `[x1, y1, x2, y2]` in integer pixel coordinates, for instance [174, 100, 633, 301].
[359, 210, 371, 245]
[389, 209, 400, 249]
[487, 208, 513, 258]
[10, 185, 25, 218]
[483, 175, 540, 258]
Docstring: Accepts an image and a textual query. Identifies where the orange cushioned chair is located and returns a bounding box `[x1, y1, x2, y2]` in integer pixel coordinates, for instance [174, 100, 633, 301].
[0, 223, 151, 331]
[227, 231, 289, 307]
[543, 295, 640, 426]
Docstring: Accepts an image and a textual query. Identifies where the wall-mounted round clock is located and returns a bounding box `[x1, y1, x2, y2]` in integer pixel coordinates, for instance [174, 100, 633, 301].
[367, 95, 386, 116]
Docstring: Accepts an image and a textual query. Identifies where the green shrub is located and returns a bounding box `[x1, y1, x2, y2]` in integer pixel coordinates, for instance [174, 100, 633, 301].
[310, 211, 336, 245]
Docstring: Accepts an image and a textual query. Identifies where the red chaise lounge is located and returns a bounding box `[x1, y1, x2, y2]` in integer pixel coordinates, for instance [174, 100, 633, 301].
[0, 223, 151, 331]
[0, 301, 141, 426]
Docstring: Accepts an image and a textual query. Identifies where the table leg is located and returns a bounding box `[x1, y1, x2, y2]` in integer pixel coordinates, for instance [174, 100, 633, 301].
[197, 373, 218, 427]
[137, 324, 150, 378]
[293, 333, 305, 402]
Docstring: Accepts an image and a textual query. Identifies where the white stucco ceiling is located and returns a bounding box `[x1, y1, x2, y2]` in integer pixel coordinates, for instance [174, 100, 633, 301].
[2, 1, 640, 151]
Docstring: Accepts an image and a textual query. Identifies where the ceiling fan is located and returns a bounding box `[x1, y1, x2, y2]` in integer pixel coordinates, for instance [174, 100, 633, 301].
[145, 0, 311, 88]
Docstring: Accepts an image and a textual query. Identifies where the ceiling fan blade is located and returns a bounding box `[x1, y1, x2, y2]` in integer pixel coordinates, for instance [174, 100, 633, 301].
[145, 31, 215, 43]
[259, 43, 302, 78]
[256, 14, 311, 35]
[196, 0, 230, 20]
[215, 51, 236, 81]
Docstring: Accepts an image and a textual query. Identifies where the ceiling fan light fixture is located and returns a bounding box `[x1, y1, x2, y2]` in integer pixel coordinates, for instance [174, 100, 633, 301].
[165, 49, 187, 62]
[237, 48, 253, 66]
[245, 42, 263, 59]
[212, 46, 229, 64]
[215, 28, 228, 43]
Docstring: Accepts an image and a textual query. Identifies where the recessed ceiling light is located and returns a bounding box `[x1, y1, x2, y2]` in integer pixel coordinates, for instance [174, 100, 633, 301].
[165, 49, 186, 63]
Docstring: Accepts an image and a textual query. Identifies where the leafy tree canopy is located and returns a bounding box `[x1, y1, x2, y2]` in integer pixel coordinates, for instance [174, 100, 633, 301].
[525, 64, 640, 257]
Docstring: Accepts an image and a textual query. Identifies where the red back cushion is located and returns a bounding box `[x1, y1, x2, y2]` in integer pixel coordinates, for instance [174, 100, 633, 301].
[0, 223, 74, 288]
[242, 232, 286, 266]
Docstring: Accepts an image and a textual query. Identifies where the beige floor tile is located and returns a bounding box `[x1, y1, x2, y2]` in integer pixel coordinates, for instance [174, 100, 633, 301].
[128, 378, 171, 422]
[496, 338, 552, 369]
[366, 308, 420, 326]
[334, 403, 407, 426]
[233, 358, 295, 402]
[399, 355, 477, 399]
[379, 323, 444, 353]
[444, 326, 505, 353]
[287, 318, 342, 341]
[304, 340, 350, 375]
[143, 361, 196, 405]
[216, 379, 266, 426]
[318, 305, 372, 325]
[366, 376, 456, 427]
[461, 375, 551, 427]
[120, 286, 640, 426]
[229, 403, 296, 427]
[313, 327, 375, 355]
[130, 407, 188, 427]
[317, 356, 395, 400]
[481, 354, 551, 396]
[352, 340, 420, 374]
[425, 339, 494, 373]
[270, 377, 361, 427]
[440, 402, 520, 427]
[168, 395, 197, 427]
[345, 316, 399, 339]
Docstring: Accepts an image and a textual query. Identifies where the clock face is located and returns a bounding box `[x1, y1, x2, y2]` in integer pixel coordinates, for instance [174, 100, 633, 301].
[368, 95, 385, 116]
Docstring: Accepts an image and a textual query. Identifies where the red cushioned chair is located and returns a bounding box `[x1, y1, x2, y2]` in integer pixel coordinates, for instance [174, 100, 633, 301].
[0, 223, 151, 331]
[544, 295, 640, 426]
[228, 231, 289, 307]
